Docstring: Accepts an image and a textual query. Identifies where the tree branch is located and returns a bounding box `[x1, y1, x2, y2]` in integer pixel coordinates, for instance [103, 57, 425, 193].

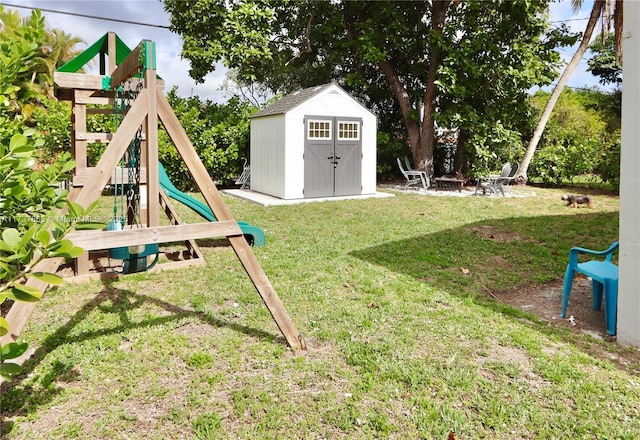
[285, 13, 315, 66]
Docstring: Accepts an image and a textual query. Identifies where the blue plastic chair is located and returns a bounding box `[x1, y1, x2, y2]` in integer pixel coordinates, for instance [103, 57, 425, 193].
[561, 241, 619, 335]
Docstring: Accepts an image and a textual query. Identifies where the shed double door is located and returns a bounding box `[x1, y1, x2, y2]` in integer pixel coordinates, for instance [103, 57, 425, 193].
[304, 116, 362, 198]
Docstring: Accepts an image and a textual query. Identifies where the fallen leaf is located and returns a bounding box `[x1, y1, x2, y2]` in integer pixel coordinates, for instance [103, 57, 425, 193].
[461, 267, 470, 274]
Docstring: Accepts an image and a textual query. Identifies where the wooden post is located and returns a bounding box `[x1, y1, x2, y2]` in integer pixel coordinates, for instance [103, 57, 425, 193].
[157, 92, 306, 350]
[72, 90, 88, 170]
[73, 90, 148, 209]
[108, 32, 116, 75]
[71, 89, 90, 276]
[0, 258, 63, 345]
[145, 50, 160, 227]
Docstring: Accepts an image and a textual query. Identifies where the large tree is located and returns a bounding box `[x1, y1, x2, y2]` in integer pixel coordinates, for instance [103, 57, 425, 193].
[435, 2, 575, 176]
[517, 0, 622, 182]
[588, 33, 622, 87]
[165, 0, 563, 177]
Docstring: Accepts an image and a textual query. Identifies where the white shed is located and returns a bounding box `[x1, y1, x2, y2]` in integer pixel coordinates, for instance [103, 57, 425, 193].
[250, 83, 377, 200]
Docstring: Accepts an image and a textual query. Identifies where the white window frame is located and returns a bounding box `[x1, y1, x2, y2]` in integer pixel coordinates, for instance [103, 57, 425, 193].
[337, 121, 360, 141]
[307, 120, 332, 140]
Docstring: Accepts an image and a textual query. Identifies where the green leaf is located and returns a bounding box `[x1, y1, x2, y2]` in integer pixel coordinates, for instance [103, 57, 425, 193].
[19, 226, 36, 248]
[28, 272, 64, 285]
[61, 159, 77, 173]
[49, 241, 84, 258]
[8, 184, 25, 197]
[36, 229, 51, 247]
[19, 157, 35, 168]
[85, 199, 100, 214]
[66, 200, 83, 218]
[0, 362, 23, 377]
[1, 342, 29, 360]
[54, 246, 84, 259]
[22, 128, 36, 137]
[9, 284, 42, 302]
[9, 133, 28, 150]
[0, 316, 8, 337]
[2, 229, 21, 250]
[11, 144, 35, 154]
[49, 239, 74, 253]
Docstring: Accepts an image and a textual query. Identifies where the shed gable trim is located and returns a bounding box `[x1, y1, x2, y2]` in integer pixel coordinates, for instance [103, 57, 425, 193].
[251, 83, 374, 119]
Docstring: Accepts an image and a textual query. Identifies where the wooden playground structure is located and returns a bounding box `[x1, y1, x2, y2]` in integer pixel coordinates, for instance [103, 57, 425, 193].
[1, 33, 305, 350]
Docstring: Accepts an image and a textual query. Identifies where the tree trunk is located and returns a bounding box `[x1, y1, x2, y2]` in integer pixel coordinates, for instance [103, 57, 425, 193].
[379, 59, 422, 159]
[517, 0, 604, 182]
[454, 129, 468, 173]
[614, 0, 623, 65]
[418, 0, 451, 178]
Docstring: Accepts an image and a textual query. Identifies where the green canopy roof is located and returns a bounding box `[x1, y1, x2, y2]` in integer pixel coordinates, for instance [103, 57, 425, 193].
[57, 33, 133, 74]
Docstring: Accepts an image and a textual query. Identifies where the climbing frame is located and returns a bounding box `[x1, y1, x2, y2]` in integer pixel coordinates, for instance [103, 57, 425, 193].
[1, 33, 305, 350]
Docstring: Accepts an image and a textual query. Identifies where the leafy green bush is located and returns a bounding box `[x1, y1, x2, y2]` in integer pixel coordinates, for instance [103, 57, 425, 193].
[33, 97, 71, 160]
[375, 131, 407, 181]
[596, 135, 621, 189]
[159, 89, 256, 190]
[0, 8, 102, 379]
[466, 121, 524, 179]
[0, 130, 100, 379]
[0, 8, 44, 115]
[528, 89, 619, 186]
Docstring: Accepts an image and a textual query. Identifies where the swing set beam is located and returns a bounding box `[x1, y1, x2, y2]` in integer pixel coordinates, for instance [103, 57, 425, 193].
[67, 221, 241, 251]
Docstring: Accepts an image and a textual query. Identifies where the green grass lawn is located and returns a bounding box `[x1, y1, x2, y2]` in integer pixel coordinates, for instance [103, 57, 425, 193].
[2, 185, 638, 439]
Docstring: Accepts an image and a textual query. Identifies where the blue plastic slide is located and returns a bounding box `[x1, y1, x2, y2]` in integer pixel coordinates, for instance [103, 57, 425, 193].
[158, 162, 265, 246]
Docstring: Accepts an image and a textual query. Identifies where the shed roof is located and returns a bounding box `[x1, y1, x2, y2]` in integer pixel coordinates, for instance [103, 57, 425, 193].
[252, 83, 370, 118]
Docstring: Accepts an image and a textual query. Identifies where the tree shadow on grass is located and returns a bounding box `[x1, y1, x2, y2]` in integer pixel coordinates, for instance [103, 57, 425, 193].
[353, 211, 617, 292]
[0, 278, 282, 431]
[350, 211, 624, 353]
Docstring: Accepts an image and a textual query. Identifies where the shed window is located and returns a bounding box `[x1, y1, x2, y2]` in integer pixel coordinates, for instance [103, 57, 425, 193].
[308, 120, 332, 140]
[338, 121, 360, 140]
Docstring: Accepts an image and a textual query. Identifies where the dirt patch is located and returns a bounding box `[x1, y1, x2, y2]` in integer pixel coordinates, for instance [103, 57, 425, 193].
[496, 276, 608, 338]
[472, 225, 524, 242]
[469, 227, 630, 350]
[493, 276, 640, 374]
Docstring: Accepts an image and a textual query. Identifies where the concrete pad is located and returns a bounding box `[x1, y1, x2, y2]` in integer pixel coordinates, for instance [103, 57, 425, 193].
[222, 189, 394, 206]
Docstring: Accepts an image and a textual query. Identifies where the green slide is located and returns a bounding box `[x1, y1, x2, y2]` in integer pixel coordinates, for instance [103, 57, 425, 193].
[158, 163, 266, 247]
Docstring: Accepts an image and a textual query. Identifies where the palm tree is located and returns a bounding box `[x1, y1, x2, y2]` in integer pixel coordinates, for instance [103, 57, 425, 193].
[33, 28, 85, 97]
[0, 7, 28, 32]
[517, 0, 621, 182]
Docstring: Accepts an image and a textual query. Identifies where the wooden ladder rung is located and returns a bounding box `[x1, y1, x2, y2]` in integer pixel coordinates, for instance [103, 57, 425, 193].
[75, 133, 147, 143]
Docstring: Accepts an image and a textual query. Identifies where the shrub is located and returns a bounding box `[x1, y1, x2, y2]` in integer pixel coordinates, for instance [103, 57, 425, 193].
[528, 89, 619, 186]
[159, 89, 256, 191]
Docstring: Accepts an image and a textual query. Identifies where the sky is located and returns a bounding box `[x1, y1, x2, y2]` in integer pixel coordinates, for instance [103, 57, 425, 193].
[3, 0, 612, 103]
